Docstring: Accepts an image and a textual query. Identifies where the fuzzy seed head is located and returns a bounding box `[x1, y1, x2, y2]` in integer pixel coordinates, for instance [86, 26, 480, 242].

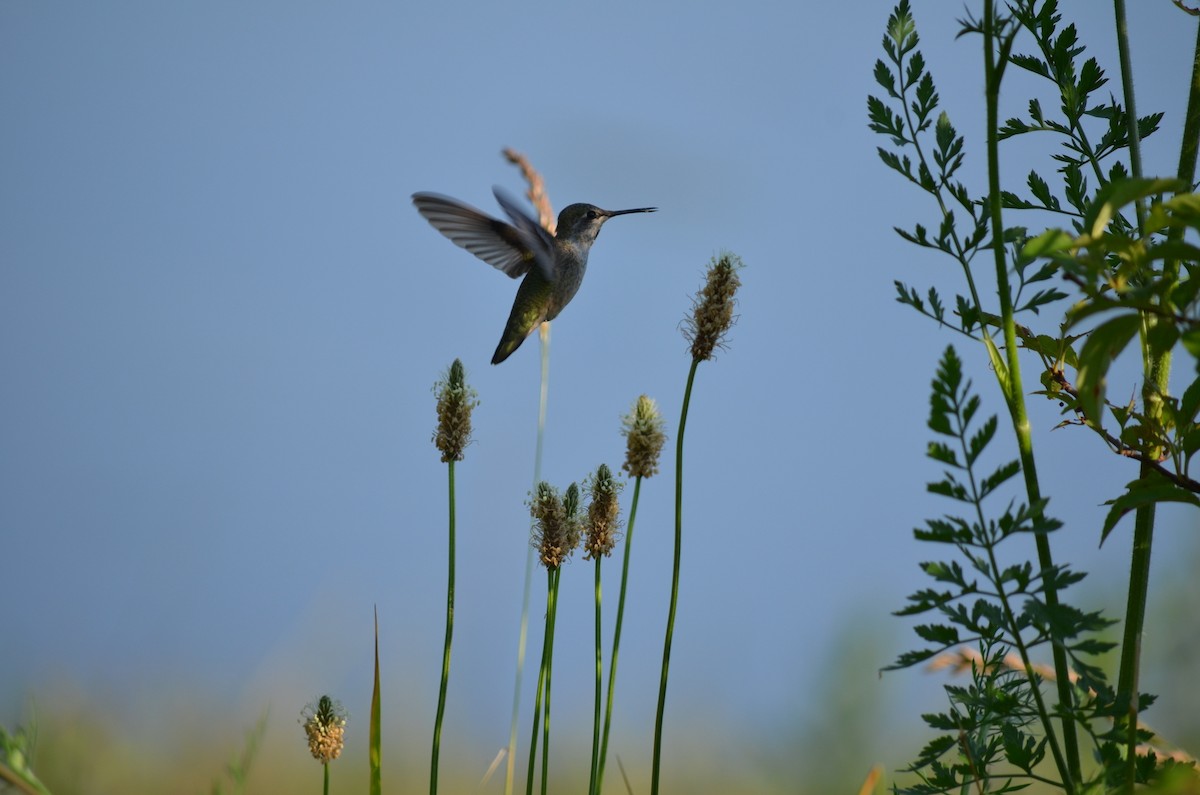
[583, 464, 622, 560]
[683, 253, 743, 362]
[433, 358, 479, 463]
[300, 695, 348, 764]
[530, 482, 580, 570]
[621, 395, 667, 479]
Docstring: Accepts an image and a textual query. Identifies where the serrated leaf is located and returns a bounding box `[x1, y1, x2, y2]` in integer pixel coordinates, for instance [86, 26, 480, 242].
[1027, 170, 1058, 210]
[914, 623, 961, 645]
[874, 59, 899, 97]
[966, 415, 997, 466]
[927, 440, 960, 467]
[980, 460, 1022, 499]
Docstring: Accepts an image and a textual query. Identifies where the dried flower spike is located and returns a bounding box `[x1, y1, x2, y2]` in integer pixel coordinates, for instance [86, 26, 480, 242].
[683, 253, 743, 362]
[530, 482, 580, 570]
[621, 395, 667, 479]
[583, 464, 622, 560]
[300, 695, 348, 764]
[433, 359, 479, 463]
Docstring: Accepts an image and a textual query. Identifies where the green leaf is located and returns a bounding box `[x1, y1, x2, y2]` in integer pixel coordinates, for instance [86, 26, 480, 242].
[1180, 376, 1200, 423]
[1027, 170, 1059, 210]
[914, 623, 960, 645]
[966, 415, 997, 466]
[1101, 476, 1200, 545]
[1076, 314, 1141, 423]
[1083, 177, 1186, 238]
[979, 460, 1021, 499]
[1181, 327, 1200, 368]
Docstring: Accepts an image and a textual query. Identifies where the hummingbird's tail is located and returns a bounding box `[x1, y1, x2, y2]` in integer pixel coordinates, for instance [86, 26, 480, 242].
[490, 332, 527, 365]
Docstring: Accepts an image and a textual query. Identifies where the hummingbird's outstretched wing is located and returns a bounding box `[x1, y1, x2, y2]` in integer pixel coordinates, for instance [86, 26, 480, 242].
[412, 192, 555, 280]
[491, 188, 557, 278]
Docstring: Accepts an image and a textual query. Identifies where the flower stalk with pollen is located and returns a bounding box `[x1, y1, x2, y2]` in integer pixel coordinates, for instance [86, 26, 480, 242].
[301, 695, 348, 795]
[595, 397, 666, 795]
[582, 465, 622, 795]
[653, 253, 743, 795]
[431, 358, 477, 795]
[526, 482, 580, 795]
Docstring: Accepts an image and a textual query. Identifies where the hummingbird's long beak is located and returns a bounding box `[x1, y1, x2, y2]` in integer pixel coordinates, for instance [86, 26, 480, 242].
[605, 207, 657, 217]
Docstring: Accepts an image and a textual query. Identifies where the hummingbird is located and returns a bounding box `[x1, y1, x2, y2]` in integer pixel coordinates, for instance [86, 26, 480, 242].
[412, 188, 656, 364]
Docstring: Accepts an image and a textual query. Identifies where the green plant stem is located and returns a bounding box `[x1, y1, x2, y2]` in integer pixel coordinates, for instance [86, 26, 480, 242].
[1112, 0, 1147, 230]
[508, 323, 551, 795]
[431, 460, 456, 795]
[588, 557, 602, 795]
[981, 3, 1080, 790]
[1109, 5, 1199, 792]
[525, 569, 552, 795]
[651, 358, 698, 795]
[541, 567, 561, 795]
[323, 761, 330, 795]
[1178, 22, 1200, 192]
[596, 476, 642, 795]
[370, 607, 382, 795]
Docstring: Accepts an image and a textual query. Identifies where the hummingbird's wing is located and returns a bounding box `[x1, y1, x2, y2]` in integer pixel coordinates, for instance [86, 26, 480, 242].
[492, 188, 557, 279]
[412, 192, 553, 279]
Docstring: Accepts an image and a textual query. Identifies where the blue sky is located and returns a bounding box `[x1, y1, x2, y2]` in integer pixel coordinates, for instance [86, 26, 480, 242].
[2, 0, 1197, 786]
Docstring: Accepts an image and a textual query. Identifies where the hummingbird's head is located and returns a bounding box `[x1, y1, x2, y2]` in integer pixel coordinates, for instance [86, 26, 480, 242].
[556, 203, 656, 245]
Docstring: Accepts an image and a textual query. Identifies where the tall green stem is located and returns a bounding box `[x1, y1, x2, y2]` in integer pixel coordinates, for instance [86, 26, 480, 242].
[524, 568, 553, 795]
[508, 323, 551, 795]
[1109, 5, 1200, 792]
[541, 567, 561, 795]
[981, 2, 1080, 789]
[588, 558, 602, 795]
[596, 476, 642, 794]
[651, 359, 699, 795]
[430, 460, 456, 795]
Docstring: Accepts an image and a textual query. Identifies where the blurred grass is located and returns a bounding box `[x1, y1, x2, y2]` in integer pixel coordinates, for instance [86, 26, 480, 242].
[13, 537, 1199, 794]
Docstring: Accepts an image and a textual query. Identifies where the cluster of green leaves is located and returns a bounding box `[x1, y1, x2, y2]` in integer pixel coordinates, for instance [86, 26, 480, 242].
[870, 0, 1200, 791]
[874, 0, 1200, 525]
[891, 346, 1121, 793]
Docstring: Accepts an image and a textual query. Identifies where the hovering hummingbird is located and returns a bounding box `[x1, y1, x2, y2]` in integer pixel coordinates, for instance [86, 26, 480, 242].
[412, 188, 656, 364]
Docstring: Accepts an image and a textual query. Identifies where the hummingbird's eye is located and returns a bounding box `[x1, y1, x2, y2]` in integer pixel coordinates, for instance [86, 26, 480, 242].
[585, 210, 599, 220]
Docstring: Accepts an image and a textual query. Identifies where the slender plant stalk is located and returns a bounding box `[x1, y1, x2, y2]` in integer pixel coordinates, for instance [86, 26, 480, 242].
[524, 569, 552, 795]
[651, 359, 699, 795]
[980, 3, 1080, 789]
[323, 762, 330, 795]
[1112, 2, 1152, 789]
[430, 460, 456, 795]
[541, 567, 561, 795]
[596, 476, 642, 794]
[370, 608, 382, 795]
[507, 322, 551, 795]
[588, 557, 603, 795]
[1109, 4, 1200, 791]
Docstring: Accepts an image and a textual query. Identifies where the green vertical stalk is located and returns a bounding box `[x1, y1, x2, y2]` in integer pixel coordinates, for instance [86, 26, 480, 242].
[430, 461, 456, 795]
[541, 567, 561, 795]
[525, 569, 553, 795]
[980, 2, 1080, 789]
[651, 359, 699, 795]
[508, 324, 551, 795]
[596, 476, 642, 794]
[323, 761, 330, 795]
[1109, 5, 1200, 792]
[370, 609, 382, 795]
[1112, 2, 1151, 789]
[588, 558, 603, 795]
